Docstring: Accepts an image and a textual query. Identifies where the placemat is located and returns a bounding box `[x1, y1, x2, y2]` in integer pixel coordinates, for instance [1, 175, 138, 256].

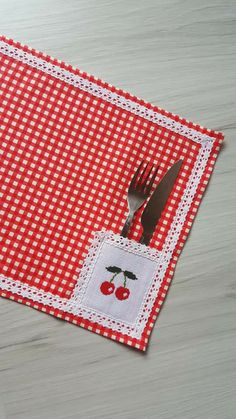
[0, 36, 224, 351]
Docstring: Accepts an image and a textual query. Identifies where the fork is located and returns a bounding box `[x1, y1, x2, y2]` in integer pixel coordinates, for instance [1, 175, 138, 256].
[121, 161, 159, 238]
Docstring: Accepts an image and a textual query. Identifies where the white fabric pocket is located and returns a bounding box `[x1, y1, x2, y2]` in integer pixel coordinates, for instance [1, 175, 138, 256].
[74, 230, 165, 339]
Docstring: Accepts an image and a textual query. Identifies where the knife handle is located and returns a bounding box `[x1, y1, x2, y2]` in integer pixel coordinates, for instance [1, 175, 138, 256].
[139, 232, 153, 246]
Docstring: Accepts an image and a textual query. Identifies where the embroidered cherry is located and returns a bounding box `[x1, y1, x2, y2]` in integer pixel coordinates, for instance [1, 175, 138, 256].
[115, 286, 130, 301]
[100, 281, 115, 295]
[100, 266, 122, 296]
[115, 270, 137, 301]
[100, 266, 138, 300]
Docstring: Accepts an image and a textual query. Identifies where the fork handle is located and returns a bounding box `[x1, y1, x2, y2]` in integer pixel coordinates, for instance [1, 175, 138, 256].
[121, 213, 134, 238]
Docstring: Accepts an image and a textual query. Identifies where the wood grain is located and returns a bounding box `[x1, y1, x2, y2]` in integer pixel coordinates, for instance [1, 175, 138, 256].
[0, 0, 236, 418]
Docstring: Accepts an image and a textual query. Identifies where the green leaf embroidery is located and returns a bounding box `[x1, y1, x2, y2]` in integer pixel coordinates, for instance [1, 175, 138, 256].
[106, 266, 122, 273]
[124, 270, 137, 280]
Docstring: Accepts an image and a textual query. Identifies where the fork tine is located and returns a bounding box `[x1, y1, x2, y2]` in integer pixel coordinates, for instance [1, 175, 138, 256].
[137, 162, 149, 190]
[145, 165, 159, 194]
[129, 161, 144, 189]
[139, 164, 153, 192]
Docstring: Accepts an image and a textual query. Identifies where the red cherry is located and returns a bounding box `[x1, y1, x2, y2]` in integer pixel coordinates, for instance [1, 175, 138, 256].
[100, 281, 115, 295]
[115, 286, 130, 301]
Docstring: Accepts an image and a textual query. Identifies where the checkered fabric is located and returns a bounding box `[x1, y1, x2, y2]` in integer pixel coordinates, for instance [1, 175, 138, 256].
[0, 36, 224, 351]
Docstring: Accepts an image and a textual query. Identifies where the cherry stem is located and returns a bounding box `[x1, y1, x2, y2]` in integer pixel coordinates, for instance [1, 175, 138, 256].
[123, 272, 127, 288]
[110, 272, 118, 283]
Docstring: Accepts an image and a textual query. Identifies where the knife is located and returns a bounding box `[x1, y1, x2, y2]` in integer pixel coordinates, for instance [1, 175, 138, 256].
[139, 160, 183, 245]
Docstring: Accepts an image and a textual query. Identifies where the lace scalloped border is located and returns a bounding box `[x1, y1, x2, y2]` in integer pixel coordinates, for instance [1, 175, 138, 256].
[0, 140, 213, 339]
[70, 231, 163, 337]
[0, 38, 217, 339]
[0, 39, 216, 145]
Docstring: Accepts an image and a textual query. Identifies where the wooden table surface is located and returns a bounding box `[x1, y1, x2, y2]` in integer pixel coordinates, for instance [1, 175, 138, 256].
[0, 1, 235, 418]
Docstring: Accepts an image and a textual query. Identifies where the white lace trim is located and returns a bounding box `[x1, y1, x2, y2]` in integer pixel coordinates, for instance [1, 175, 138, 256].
[0, 233, 163, 339]
[70, 231, 163, 337]
[0, 275, 69, 309]
[0, 39, 216, 339]
[0, 141, 213, 338]
[162, 140, 212, 257]
[0, 40, 215, 145]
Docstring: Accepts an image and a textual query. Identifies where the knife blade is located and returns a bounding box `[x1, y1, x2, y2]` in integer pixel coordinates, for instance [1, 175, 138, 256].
[140, 160, 183, 245]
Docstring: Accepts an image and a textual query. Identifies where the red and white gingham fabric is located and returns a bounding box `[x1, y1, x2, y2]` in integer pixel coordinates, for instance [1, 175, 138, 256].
[0, 36, 224, 351]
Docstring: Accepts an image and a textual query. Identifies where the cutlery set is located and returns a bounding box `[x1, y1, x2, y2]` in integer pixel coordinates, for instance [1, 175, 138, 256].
[122, 160, 183, 245]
